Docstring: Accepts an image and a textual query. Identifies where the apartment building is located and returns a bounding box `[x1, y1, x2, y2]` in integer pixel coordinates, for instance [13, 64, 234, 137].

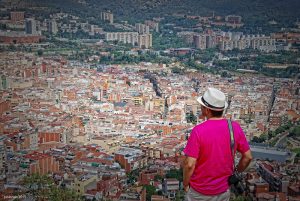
[145, 20, 159, 32]
[23, 152, 60, 174]
[25, 18, 38, 35]
[100, 11, 114, 24]
[72, 174, 97, 194]
[139, 169, 163, 185]
[225, 15, 242, 24]
[257, 161, 289, 193]
[10, 11, 24, 22]
[193, 34, 216, 49]
[47, 19, 58, 34]
[251, 36, 276, 51]
[138, 34, 152, 49]
[162, 178, 180, 199]
[105, 32, 152, 49]
[136, 23, 150, 34]
[105, 32, 138, 46]
[219, 34, 276, 52]
[114, 147, 147, 173]
[0, 100, 10, 114]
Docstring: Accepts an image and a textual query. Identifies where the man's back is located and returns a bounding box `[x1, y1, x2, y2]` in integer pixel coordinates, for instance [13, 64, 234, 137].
[183, 119, 250, 195]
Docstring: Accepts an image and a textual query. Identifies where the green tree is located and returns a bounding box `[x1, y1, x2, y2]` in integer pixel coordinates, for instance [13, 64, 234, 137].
[127, 169, 140, 185]
[23, 174, 83, 201]
[143, 185, 157, 201]
[48, 186, 83, 201]
[171, 67, 184, 74]
[290, 126, 300, 137]
[165, 168, 183, 182]
[37, 49, 43, 56]
[23, 173, 53, 200]
[154, 174, 163, 182]
[186, 112, 197, 124]
[251, 133, 267, 143]
[175, 190, 185, 201]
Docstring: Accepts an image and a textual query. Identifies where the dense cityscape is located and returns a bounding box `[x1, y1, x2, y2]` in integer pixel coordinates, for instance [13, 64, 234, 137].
[0, 0, 300, 201]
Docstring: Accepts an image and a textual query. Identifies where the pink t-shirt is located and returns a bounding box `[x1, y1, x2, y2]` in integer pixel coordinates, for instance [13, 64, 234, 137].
[183, 119, 250, 195]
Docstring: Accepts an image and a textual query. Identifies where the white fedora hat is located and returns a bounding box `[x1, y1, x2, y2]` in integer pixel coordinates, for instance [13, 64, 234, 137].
[197, 88, 228, 111]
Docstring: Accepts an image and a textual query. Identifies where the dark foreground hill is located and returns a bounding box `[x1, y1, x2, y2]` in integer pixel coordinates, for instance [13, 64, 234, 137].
[23, 0, 300, 26]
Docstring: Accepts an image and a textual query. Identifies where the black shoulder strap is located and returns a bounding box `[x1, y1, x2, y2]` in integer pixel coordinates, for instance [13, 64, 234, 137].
[227, 119, 235, 169]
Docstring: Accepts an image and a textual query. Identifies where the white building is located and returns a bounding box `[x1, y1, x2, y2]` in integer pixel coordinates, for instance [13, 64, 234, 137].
[138, 34, 152, 49]
[25, 18, 37, 35]
[48, 19, 58, 34]
[105, 32, 138, 46]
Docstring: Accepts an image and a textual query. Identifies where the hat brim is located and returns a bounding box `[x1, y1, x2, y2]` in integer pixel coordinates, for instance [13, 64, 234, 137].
[197, 96, 228, 111]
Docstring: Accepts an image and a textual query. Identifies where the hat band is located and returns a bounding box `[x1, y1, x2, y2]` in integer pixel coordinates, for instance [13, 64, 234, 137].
[201, 97, 224, 110]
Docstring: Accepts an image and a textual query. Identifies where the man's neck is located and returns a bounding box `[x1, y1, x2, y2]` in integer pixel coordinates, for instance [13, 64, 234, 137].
[207, 115, 223, 120]
[209, 117, 223, 120]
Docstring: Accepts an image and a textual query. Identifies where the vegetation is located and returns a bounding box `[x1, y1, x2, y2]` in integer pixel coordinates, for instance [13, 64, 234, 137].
[186, 112, 197, 124]
[175, 190, 185, 201]
[292, 148, 300, 157]
[289, 125, 300, 137]
[152, 32, 187, 50]
[231, 195, 252, 201]
[37, 49, 43, 56]
[251, 133, 268, 144]
[210, 49, 300, 78]
[165, 168, 183, 182]
[23, 173, 83, 201]
[143, 185, 157, 201]
[127, 169, 140, 185]
[30, 0, 300, 30]
[251, 121, 297, 145]
[99, 51, 172, 65]
[262, 66, 300, 78]
[154, 174, 163, 182]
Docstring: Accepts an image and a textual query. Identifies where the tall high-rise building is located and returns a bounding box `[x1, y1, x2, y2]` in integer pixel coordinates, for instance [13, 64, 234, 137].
[225, 15, 242, 24]
[10, 11, 24, 22]
[100, 11, 114, 24]
[145, 20, 159, 32]
[105, 32, 152, 48]
[48, 19, 58, 34]
[206, 35, 216, 49]
[138, 34, 152, 49]
[105, 32, 138, 46]
[89, 25, 95, 36]
[135, 23, 150, 34]
[193, 34, 206, 50]
[25, 18, 37, 35]
[0, 75, 8, 90]
[219, 33, 276, 52]
[194, 34, 217, 49]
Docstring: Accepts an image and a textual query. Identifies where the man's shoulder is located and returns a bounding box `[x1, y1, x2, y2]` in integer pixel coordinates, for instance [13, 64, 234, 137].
[192, 120, 211, 131]
[231, 120, 242, 129]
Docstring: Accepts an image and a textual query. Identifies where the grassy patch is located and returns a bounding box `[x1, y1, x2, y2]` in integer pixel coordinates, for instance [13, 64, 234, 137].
[292, 148, 300, 157]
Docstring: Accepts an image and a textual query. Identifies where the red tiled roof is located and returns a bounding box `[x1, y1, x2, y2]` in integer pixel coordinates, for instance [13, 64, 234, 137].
[24, 152, 51, 160]
[80, 158, 113, 166]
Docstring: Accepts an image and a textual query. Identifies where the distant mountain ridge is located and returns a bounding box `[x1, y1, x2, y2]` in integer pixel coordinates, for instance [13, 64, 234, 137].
[28, 0, 300, 25]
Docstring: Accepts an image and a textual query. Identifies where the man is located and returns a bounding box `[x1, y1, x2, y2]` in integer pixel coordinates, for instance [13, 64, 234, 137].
[183, 88, 252, 201]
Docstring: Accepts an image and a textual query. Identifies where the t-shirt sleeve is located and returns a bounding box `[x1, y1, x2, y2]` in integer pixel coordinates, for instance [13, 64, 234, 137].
[235, 123, 250, 154]
[183, 127, 200, 159]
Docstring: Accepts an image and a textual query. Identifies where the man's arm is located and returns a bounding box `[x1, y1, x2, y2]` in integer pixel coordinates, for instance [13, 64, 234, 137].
[236, 149, 253, 172]
[183, 156, 197, 192]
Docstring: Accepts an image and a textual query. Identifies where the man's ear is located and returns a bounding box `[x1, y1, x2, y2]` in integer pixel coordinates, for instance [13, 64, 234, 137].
[203, 107, 208, 116]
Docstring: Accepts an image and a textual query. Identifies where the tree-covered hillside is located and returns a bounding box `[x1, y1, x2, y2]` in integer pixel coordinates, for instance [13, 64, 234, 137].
[27, 0, 300, 26]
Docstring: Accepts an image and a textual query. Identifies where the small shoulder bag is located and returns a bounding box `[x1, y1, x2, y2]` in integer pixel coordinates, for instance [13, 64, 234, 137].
[227, 119, 245, 195]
